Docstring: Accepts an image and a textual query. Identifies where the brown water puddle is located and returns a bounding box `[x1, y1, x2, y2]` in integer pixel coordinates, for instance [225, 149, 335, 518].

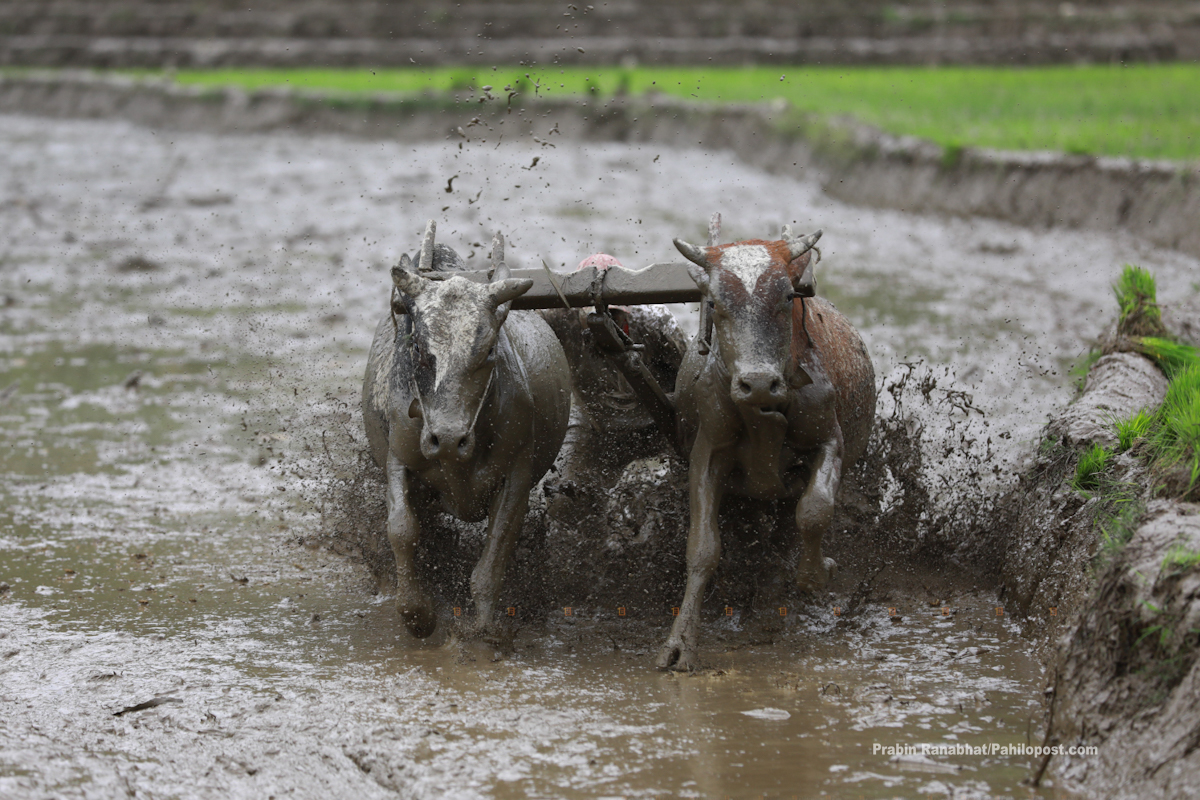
[5, 112, 1195, 798]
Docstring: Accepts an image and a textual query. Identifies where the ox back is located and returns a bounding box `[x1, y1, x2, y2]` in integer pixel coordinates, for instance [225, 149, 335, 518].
[790, 296, 876, 468]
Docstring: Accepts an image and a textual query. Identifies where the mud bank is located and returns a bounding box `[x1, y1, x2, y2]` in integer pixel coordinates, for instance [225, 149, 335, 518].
[3, 72, 1200, 263]
[988, 300, 1200, 798]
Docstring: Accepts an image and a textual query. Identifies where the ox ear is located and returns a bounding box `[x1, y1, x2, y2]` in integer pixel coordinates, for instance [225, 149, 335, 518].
[391, 259, 427, 299]
[673, 238, 711, 293]
[489, 278, 533, 309]
[792, 257, 817, 298]
[684, 262, 710, 294]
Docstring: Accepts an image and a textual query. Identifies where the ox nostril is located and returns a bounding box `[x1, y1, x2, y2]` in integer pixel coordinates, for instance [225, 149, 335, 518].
[770, 378, 782, 394]
[429, 433, 439, 449]
[457, 435, 471, 453]
[738, 380, 752, 396]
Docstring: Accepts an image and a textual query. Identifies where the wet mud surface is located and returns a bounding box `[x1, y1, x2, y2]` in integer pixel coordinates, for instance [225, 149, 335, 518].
[2, 113, 1200, 798]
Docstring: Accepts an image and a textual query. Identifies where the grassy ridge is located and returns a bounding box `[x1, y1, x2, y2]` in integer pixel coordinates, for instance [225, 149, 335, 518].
[1076, 266, 1200, 503]
[164, 64, 1200, 161]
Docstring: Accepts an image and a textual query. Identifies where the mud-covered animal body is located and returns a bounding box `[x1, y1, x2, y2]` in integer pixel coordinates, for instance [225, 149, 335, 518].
[362, 221, 571, 638]
[657, 227, 876, 670]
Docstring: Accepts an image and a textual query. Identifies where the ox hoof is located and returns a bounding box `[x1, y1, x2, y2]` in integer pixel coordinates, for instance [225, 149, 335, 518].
[656, 638, 698, 672]
[795, 557, 837, 593]
[398, 602, 437, 639]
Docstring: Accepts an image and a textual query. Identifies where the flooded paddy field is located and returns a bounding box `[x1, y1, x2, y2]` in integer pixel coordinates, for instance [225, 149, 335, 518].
[2, 113, 1199, 799]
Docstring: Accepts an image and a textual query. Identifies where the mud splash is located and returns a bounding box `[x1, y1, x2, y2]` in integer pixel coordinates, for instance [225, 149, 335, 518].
[3, 112, 1199, 797]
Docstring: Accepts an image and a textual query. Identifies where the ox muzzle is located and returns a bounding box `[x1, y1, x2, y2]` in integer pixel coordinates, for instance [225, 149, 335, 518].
[731, 368, 789, 409]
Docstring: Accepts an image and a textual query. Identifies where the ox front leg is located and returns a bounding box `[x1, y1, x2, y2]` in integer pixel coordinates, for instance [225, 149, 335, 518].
[793, 430, 844, 592]
[467, 467, 532, 639]
[386, 453, 437, 638]
[657, 442, 725, 672]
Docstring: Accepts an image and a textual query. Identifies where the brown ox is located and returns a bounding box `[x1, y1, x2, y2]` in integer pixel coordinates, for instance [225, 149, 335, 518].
[658, 226, 876, 671]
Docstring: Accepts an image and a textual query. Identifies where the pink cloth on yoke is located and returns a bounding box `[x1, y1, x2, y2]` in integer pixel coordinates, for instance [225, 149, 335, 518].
[576, 253, 623, 271]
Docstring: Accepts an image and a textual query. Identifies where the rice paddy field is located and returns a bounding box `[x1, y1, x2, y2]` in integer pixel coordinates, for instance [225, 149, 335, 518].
[156, 63, 1200, 161]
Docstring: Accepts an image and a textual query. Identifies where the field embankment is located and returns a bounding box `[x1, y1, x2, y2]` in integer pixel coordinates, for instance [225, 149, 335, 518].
[992, 271, 1200, 798]
[2, 0, 1197, 68]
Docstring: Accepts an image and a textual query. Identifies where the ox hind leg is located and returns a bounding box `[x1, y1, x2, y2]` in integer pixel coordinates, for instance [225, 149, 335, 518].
[657, 441, 726, 672]
[794, 430, 844, 592]
[466, 465, 533, 640]
[386, 453, 437, 638]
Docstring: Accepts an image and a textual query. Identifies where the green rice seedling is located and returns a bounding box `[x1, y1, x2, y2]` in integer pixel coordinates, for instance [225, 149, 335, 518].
[1163, 543, 1200, 572]
[1133, 336, 1200, 378]
[1096, 495, 1145, 565]
[1136, 600, 1173, 649]
[1073, 442, 1111, 493]
[1070, 349, 1102, 391]
[1114, 265, 1165, 337]
[1151, 364, 1200, 493]
[1157, 364, 1200, 452]
[1135, 600, 1176, 652]
[1039, 433, 1068, 459]
[1115, 409, 1156, 452]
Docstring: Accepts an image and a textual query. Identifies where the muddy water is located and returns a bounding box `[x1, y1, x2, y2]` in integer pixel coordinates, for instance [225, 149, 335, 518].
[2, 113, 1198, 799]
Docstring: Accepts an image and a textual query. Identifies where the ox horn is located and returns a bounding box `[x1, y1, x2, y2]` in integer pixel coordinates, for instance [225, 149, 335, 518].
[674, 238, 711, 292]
[490, 231, 510, 282]
[673, 238, 709, 268]
[782, 226, 822, 261]
[489, 278, 534, 309]
[418, 219, 436, 273]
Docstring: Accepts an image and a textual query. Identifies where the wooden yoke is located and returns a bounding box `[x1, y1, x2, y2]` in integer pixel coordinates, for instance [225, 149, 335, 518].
[392, 261, 702, 312]
[390, 250, 708, 454]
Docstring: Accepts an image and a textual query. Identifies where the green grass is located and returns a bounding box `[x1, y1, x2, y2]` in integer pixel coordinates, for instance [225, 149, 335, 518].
[1114, 265, 1166, 337]
[140, 63, 1200, 161]
[1074, 442, 1112, 493]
